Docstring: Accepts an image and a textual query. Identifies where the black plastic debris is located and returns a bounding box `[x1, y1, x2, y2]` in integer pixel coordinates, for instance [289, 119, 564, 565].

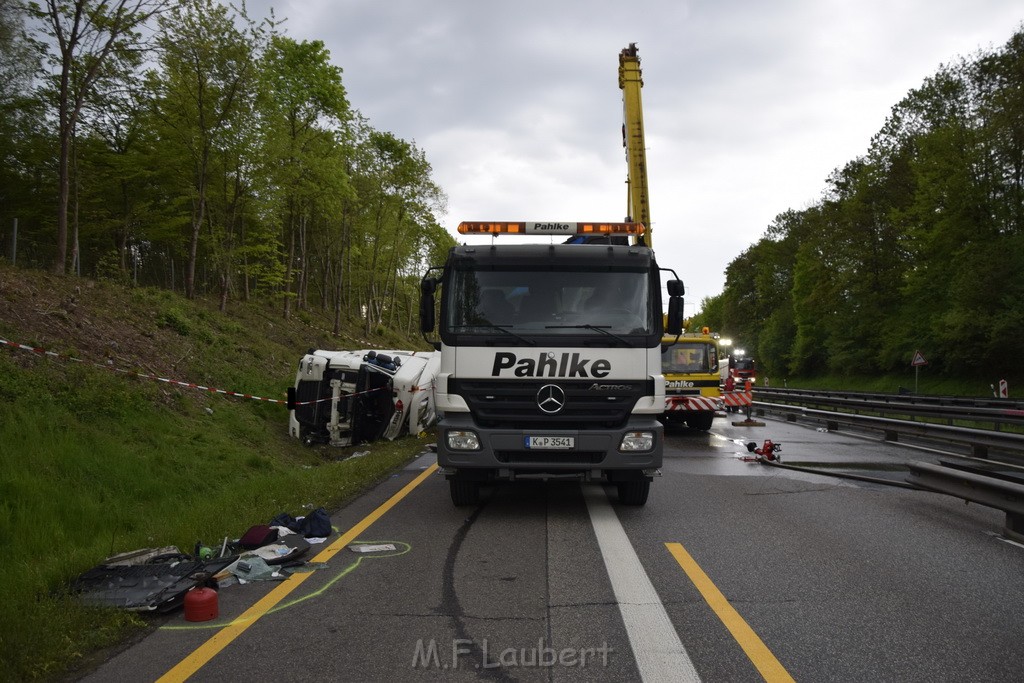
[71, 554, 235, 612]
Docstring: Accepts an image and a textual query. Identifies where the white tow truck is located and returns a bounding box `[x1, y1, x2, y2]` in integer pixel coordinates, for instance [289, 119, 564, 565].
[420, 221, 684, 506]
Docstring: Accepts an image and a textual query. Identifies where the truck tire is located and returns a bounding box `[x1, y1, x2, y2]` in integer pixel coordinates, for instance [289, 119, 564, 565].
[687, 412, 714, 431]
[449, 477, 480, 506]
[617, 480, 650, 506]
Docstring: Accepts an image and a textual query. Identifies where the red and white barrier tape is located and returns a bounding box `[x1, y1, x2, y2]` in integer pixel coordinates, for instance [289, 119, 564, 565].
[1, 336, 293, 404]
[0, 336, 434, 408]
[294, 316, 378, 348]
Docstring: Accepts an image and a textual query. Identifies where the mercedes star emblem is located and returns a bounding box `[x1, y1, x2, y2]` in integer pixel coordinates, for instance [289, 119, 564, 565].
[537, 384, 566, 414]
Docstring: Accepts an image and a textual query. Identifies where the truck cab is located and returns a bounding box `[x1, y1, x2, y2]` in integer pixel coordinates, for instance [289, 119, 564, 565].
[661, 329, 721, 430]
[421, 221, 683, 506]
[731, 357, 757, 385]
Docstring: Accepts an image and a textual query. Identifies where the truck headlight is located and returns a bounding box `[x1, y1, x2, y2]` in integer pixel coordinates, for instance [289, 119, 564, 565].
[620, 431, 654, 452]
[447, 430, 481, 451]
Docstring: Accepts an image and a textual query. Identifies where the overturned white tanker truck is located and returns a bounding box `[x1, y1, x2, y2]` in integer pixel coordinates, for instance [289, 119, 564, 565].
[287, 349, 440, 447]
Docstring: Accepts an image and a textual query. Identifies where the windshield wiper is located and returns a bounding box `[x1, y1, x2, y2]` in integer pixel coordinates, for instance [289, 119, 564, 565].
[457, 323, 535, 345]
[546, 324, 630, 345]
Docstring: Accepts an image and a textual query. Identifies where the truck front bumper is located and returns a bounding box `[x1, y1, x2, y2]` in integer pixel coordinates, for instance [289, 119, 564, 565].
[436, 413, 663, 476]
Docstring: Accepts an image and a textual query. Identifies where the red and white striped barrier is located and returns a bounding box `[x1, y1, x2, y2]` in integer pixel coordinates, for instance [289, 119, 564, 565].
[665, 395, 722, 412]
[721, 390, 752, 408]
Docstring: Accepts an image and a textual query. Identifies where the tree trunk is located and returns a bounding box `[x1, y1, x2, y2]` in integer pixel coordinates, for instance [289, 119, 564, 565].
[53, 101, 71, 275]
[297, 213, 308, 310]
[219, 272, 229, 312]
[333, 256, 344, 336]
[283, 210, 295, 320]
[186, 205, 203, 298]
[321, 253, 330, 312]
[120, 180, 131, 274]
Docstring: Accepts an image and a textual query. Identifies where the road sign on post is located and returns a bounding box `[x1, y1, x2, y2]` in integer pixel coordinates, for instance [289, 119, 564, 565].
[911, 350, 928, 394]
[999, 379, 1009, 398]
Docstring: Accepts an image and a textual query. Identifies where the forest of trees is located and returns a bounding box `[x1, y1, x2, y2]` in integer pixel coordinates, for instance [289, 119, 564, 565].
[5, 3, 1023, 378]
[0, 0, 456, 336]
[694, 24, 1024, 381]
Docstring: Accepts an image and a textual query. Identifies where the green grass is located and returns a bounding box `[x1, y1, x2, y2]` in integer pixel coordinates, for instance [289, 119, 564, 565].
[0, 266, 434, 682]
[0, 354, 432, 681]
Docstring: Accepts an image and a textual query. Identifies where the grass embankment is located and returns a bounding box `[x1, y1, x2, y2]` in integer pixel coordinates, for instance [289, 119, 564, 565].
[0, 265, 432, 681]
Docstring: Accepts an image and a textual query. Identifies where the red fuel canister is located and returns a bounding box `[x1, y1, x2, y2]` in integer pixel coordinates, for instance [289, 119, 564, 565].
[184, 587, 218, 622]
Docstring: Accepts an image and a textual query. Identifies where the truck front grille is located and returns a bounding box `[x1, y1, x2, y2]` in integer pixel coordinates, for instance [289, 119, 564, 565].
[450, 378, 652, 430]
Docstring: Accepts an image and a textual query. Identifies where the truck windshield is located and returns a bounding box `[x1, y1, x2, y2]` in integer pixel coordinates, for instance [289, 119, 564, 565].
[663, 342, 718, 374]
[447, 268, 653, 336]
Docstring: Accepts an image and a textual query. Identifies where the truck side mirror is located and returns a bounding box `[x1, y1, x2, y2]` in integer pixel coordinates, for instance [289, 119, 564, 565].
[420, 277, 437, 334]
[666, 296, 683, 335]
[667, 279, 684, 297]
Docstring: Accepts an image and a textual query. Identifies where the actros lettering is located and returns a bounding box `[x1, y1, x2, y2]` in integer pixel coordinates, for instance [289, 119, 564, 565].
[492, 352, 611, 378]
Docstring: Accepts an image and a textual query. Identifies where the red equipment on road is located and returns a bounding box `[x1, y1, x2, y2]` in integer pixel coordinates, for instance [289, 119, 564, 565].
[746, 439, 781, 462]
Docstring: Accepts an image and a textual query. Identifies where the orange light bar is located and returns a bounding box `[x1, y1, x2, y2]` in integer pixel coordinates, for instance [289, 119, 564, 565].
[457, 221, 646, 235]
[577, 222, 647, 235]
[458, 222, 526, 234]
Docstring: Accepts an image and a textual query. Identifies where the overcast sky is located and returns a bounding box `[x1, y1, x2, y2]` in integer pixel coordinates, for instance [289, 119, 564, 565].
[246, 0, 1022, 311]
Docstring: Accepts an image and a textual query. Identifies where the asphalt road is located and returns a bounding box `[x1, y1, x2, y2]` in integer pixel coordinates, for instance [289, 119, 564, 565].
[82, 416, 1024, 682]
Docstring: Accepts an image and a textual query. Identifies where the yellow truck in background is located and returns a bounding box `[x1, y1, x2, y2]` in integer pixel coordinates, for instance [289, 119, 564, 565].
[661, 327, 722, 431]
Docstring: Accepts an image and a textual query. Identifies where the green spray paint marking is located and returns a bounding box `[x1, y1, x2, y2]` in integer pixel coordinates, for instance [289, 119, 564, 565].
[162, 541, 411, 631]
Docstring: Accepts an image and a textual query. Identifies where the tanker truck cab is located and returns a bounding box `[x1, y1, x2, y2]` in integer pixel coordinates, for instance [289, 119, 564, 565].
[421, 221, 684, 506]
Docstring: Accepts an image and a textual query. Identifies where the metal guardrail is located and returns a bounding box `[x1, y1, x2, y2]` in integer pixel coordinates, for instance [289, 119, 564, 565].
[749, 388, 1024, 540]
[757, 386, 1024, 409]
[906, 459, 1024, 542]
[752, 401, 1024, 459]
[755, 387, 1024, 431]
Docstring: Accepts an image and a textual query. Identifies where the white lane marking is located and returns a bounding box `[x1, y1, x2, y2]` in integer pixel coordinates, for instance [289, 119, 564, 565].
[583, 485, 701, 682]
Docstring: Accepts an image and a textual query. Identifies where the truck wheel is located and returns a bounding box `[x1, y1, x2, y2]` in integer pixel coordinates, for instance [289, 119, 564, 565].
[617, 480, 650, 506]
[449, 478, 480, 506]
[687, 412, 714, 431]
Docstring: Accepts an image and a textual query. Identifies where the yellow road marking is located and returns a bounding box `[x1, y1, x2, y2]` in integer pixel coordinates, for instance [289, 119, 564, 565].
[161, 541, 414, 630]
[157, 463, 438, 682]
[665, 542, 795, 683]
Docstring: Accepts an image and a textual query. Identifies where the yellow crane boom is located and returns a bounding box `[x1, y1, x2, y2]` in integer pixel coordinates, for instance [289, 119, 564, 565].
[619, 43, 651, 248]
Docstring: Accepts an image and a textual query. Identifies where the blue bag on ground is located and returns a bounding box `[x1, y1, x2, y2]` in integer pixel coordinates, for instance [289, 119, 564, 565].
[269, 508, 332, 538]
[269, 512, 299, 531]
[298, 507, 332, 537]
